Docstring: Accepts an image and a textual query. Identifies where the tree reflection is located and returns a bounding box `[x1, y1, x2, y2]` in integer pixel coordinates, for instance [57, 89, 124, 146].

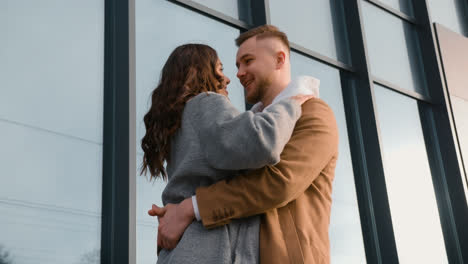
[0, 245, 13, 264]
[76, 248, 99, 264]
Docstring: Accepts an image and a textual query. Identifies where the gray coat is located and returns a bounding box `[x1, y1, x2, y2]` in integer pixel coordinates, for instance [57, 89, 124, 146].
[157, 92, 301, 264]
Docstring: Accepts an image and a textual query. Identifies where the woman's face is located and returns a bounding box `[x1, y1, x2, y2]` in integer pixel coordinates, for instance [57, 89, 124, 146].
[215, 59, 231, 96]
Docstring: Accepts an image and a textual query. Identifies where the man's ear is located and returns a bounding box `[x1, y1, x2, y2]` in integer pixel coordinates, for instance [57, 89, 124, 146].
[276, 51, 286, 69]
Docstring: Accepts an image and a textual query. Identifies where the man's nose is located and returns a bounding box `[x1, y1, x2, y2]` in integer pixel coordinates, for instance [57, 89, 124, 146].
[236, 67, 245, 79]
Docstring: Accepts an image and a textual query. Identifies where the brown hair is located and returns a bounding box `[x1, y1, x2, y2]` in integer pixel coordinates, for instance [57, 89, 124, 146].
[235, 24, 290, 52]
[140, 44, 224, 181]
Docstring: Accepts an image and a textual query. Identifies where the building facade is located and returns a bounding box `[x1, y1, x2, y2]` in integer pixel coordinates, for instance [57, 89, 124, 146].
[1, 0, 467, 263]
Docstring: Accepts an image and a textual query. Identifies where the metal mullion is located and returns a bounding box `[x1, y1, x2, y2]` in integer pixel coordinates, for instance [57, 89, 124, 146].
[342, 0, 399, 263]
[167, 0, 250, 30]
[263, 0, 271, 25]
[129, 0, 136, 262]
[412, 0, 468, 262]
[290, 42, 355, 73]
[101, 0, 130, 263]
[364, 0, 417, 24]
[463, 0, 468, 34]
[249, 0, 269, 27]
[372, 77, 434, 103]
[466, 0, 468, 31]
[340, 72, 381, 264]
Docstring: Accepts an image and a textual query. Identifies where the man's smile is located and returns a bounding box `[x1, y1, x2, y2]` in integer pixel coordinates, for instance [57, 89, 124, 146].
[241, 78, 254, 89]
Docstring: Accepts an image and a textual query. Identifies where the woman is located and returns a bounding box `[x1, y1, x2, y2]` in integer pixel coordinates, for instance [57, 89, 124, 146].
[141, 44, 312, 263]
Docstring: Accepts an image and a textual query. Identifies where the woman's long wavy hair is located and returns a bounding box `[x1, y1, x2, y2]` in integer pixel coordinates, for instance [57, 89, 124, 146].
[140, 44, 224, 181]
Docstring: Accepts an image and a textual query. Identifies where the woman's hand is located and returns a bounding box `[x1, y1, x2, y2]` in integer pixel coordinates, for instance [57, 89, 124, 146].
[290, 94, 315, 105]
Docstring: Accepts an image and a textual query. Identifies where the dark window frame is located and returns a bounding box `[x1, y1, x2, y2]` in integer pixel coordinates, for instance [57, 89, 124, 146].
[101, 0, 131, 263]
[365, 0, 417, 24]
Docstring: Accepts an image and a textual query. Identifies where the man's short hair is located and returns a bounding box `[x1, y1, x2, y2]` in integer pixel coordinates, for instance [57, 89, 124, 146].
[235, 24, 290, 52]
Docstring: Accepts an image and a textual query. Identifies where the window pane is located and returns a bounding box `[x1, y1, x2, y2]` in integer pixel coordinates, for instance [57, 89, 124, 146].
[361, 1, 427, 94]
[427, 0, 468, 36]
[291, 53, 366, 263]
[451, 95, 468, 192]
[0, 0, 104, 263]
[136, 1, 243, 263]
[270, 0, 351, 64]
[374, 85, 447, 263]
[378, 0, 414, 16]
[191, 0, 252, 24]
[435, 23, 468, 200]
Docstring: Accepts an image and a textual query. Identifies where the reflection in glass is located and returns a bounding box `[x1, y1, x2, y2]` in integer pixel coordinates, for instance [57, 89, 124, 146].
[0, 245, 13, 264]
[269, 0, 350, 64]
[427, 0, 468, 36]
[0, 1, 104, 143]
[0, 1, 103, 263]
[291, 53, 366, 263]
[451, 95, 468, 192]
[361, 1, 427, 95]
[434, 23, 468, 201]
[136, 153, 165, 264]
[374, 85, 447, 263]
[191, 0, 252, 24]
[377, 0, 414, 16]
[136, 1, 242, 262]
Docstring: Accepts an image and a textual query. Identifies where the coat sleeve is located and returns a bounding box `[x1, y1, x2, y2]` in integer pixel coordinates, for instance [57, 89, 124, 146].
[195, 99, 339, 228]
[188, 92, 301, 170]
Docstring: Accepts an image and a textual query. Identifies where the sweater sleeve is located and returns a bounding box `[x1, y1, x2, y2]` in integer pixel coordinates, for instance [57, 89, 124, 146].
[195, 99, 339, 228]
[187, 92, 301, 170]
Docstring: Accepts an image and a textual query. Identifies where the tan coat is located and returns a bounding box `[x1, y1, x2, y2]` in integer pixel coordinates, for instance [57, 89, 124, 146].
[196, 99, 339, 264]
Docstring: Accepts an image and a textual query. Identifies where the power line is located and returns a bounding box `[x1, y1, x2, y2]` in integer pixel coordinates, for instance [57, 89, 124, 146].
[0, 197, 101, 218]
[0, 117, 102, 145]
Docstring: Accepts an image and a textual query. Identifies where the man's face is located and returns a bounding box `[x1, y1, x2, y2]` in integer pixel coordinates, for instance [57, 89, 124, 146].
[236, 37, 276, 104]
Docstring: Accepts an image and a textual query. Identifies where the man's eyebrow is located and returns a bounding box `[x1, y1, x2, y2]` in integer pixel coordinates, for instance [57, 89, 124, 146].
[239, 54, 252, 61]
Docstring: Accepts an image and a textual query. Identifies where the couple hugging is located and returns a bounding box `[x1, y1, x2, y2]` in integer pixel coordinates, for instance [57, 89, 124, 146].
[141, 25, 338, 264]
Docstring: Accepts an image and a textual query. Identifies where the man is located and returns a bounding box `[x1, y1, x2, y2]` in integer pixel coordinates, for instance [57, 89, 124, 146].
[150, 25, 339, 263]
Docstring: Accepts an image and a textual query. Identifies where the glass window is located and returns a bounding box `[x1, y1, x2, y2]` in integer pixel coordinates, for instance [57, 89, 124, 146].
[361, 1, 427, 95]
[269, 0, 351, 64]
[451, 95, 468, 193]
[291, 53, 366, 263]
[435, 23, 468, 201]
[377, 0, 414, 16]
[427, 0, 468, 36]
[191, 0, 252, 24]
[136, 1, 243, 262]
[374, 84, 448, 263]
[0, 0, 104, 263]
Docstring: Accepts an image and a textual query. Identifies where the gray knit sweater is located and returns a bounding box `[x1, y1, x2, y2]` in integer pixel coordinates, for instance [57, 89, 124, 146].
[157, 92, 301, 264]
